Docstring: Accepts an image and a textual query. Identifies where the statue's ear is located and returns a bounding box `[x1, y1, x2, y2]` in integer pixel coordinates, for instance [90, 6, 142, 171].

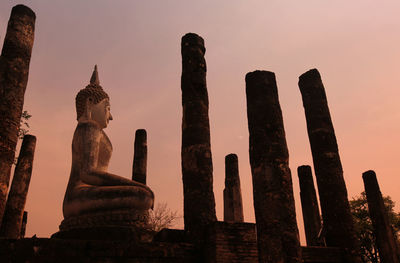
[86, 97, 94, 106]
[84, 97, 94, 120]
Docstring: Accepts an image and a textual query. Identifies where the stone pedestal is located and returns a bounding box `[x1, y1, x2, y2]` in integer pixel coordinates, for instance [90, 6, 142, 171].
[54, 209, 152, 241]
[246, 70, 300, 263]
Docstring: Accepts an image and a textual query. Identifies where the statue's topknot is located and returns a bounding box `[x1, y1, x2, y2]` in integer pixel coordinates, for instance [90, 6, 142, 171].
[75, 65, 109, 120]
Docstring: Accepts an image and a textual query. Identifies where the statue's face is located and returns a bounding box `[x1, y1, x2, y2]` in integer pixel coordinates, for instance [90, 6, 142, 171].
[91, 98, 113, 129]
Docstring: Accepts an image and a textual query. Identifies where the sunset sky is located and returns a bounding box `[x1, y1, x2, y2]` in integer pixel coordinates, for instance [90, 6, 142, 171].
[1, 1, 399, 244]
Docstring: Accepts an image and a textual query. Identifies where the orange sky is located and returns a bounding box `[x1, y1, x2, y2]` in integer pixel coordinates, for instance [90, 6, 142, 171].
[1, 1, 399, 244]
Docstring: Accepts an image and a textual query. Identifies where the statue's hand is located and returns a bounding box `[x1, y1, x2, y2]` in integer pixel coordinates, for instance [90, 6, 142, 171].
[82, 170, 153, 194]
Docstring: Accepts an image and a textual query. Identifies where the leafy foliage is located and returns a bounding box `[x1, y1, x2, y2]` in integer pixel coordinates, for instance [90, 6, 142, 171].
[18, 110, 32, 139]
[12, 110, 32, 164]
[148, 202, 180, 232]
[350, 192, 400, 263]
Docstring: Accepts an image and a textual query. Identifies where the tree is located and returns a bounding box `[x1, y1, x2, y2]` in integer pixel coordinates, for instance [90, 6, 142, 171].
[18, 110, 32, 139]
[350, 192, 400, 263]
[148, 202, 181, 232]
[12, 110, 32, 164]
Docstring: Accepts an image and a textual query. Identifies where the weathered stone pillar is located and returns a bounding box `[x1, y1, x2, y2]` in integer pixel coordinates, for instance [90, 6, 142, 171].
[0, 5, 35, 225]
[297, 165, 322, 246]
[246, 70, 301, 263]
[223, 154, 244, 222]
[362, 170, 400, 263]
[132, 129, 147, 184]
[0, 135, 36, 238]
[20, 211, 27, 238]
[181, 33, 216, 236]
[299, 69, 361, 262]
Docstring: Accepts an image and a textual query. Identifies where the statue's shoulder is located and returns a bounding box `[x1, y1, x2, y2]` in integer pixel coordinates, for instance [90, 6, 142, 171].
[76, 120, 101, 129]
[74, 121, 102, 137]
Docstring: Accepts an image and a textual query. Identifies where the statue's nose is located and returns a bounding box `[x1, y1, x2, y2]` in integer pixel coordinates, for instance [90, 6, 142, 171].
[109, 113, 113, 121]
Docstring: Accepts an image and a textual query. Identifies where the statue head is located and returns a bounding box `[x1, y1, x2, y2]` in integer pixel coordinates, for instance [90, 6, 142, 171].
[76, 65, 113, 128]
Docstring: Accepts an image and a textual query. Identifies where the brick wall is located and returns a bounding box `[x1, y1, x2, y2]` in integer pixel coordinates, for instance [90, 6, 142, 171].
[0, 225, 348, 262]
[205, 221, 258, 263]
[0, 237, 197, 263]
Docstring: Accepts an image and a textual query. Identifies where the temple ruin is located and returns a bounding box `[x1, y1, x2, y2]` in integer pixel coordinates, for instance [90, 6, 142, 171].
[223, 153, 244, 223]
[181, 33, 217, 239]
[0, 135, 36, 239]
[246, 70, 301, 262]
[0, 4, 35, 226]
[362, 170, 400, 263]
[299, 69, 361, 262]
[297, 165, 322, 247]
[0, 4, 399, 263]
[132, 129, 148, 184]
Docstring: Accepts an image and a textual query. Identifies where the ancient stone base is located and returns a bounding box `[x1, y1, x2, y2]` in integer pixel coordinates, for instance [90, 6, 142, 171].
[59, 209, 149, 231]
[52, 226, 154, 242]
[0, 222, 350, 262]
[204, 221, 258, 262]
[0, 237, 198, 263]
[154, 228, 190, 243]
[53, 209, 152, 241]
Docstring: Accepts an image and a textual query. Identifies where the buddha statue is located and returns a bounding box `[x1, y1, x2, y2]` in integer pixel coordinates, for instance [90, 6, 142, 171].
[60, 66, 154, 233]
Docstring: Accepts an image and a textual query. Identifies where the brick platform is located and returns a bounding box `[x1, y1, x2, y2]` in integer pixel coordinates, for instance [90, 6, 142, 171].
[0, 222, 348, 262]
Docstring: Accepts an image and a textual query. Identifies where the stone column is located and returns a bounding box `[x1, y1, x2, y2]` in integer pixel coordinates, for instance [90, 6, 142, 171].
[0, 5, 35, 224]
[20, 211, 28, 238]
[132, 129, 147, 184]
[297, 165, 322, 246]
[362, 170, 400, 263]
[223, 153, 244, 222]
[181, 33, 216, 236]
[0, 135, 36, 238]
[298, 69, 360, 262]
[246, 70, 301, 263]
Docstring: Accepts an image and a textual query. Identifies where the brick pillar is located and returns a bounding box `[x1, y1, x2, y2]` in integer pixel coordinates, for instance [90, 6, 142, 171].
[181, 33, 216, 236]
[298, 69, 361, 262]
[0, 4, 35, 225]
[132, 129, 147, 184]
[297, 165, 322, 246]
[362, 170, 400, 263]
[0, 135, 36, 238]
[223, 154, 244, 222]
[246, 70, 301, 263]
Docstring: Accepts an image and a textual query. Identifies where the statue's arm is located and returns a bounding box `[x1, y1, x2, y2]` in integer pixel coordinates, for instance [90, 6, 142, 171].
[88, 170, 152, 190]
[78, 122, 152, 192]
[77, 122, 102, 184]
